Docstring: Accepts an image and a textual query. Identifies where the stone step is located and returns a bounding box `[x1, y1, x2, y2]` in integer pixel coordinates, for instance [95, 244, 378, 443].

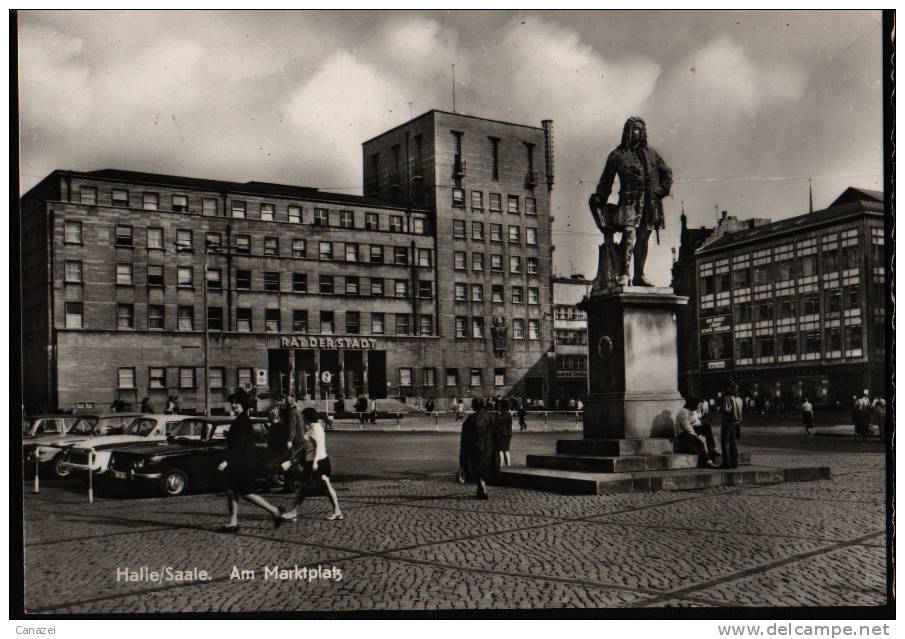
[556, 438, 675, 456]
[526, 453, 700, 473]
[497, 465, 832, 495]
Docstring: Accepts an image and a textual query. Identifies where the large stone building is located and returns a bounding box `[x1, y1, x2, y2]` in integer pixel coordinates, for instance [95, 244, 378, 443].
[20, 110, 557, 413]
[673, 187, 885, 407]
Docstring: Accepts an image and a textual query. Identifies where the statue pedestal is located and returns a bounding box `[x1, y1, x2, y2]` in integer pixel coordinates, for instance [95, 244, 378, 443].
[579, 286, 686, 439]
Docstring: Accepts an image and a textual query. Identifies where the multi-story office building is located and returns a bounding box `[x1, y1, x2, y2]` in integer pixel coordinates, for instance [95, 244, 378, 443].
[681, 187, 885, 406]
[551, 275, 590, 407]
[20, 110, 557, 413]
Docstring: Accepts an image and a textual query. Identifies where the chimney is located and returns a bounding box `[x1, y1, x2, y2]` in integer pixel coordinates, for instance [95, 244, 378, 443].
[541, 120, 555, 191]
[721, 210, 728, 220]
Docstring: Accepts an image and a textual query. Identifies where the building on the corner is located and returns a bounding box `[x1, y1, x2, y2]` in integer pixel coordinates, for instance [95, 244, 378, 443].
[20, 110, 557, 413]
[551, 274, 590, 408]
[673, 187, 885, 407]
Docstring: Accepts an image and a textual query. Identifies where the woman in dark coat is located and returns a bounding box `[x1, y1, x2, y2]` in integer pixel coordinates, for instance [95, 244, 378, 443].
[495, 399, 513, 469]
[217, 394, 291, 533]
[458, 397, 496, 499]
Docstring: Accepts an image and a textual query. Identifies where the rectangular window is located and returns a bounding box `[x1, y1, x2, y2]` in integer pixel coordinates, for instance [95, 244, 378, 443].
[176, 228, 193, 252]
[489, 193, 502, 212]
[733, 267, 751, 289]
[513, 319, 525, 339]
[206, 232, 221, 251]
[314, 208, 329, 226]
[178, 367, 195, 389]
[346, 311, 360, 335]
[734, 302, 752, 324]
[471, 191, 484, 210]
[418, 280, 432, 299]
[455, 317, 467, 338]
[112, 189, 129, 207]
[365, 212, 379, 231]
[231, 201, 247, 218]
[292, 310, 308, 332]
[234, 235, 250, 255]
[345, 276, 359, 295]
[65, 302, 83, 328]
[264, 237, 279, 256]
[206, 268, 222, 290]
[800, 254, 817, 278]
[64, 260, 82, 283]
[803, 330, 821, 355]
[491, 285, 504, 303]
[319, 310, 334, 334]
[823, 249, 839, 272]
[419, 315, 433, 336]
[525, 198, 537, 215]
[265, 309, 281, 333]
[116, 263, 133, 285]
[508, 195, 520, 214]
[472, 317, 485, 338]
[371, 278, 384, 297]
[340, 210, 354, 229]
[288, 205, 301, 224]
[202, 198, 218, 216]
[236, 270, 251, 290]
[454, 251, 466, 270]
[778, 296, 796, 319]
[510, 256, 522, 273]
[389, 215, 403, 232]
[399, 368, 413, 387]
[758, 335, 774, 358]
[264, 272, 280, 292]
[237, 368, 253, 389]
[319, 274, 333, 294]
[177, 306, 194, 331]
[494, 368, 506, 387]
[209, 368, 225, 390]
[781, 332, 797, 356]
[777, 258, 794, 281]
[172, 194, 188, 212]
[177, 266, 193, 287]
[371, 313, 385, 335]
[757, 300, 773, 322]
[237, 307, 252, 332]
[489, 137, 500, 180]
[115, 225, 133, 247]
[526, 227, 538, 245]
[472, 252, 485, 272]
[528, 287, 539, 305]
[412, 218, 426, 234]
[396, 314, 411, 336]
[394, 280, 409, 299]
[418, 248, 432, 267]
[528, 319, 539, 339]
[472, 222, 484, 241]
[64, 221, 82, 244]
[260, 203, 275, 221]
[453, 220, 466, 238]
[370, 245, 384, 264]
[801, 293, 820, 316]
[394, 246, 408, 265]
[142, 192, 159, 211]
[846, 325, 863, 350]
[735, 337, 753, 359]
[527, 257, 539, 274]
[826, 288, 842, 313]
[512, 286, 524, 304]
[117, 367, 135, 389]
[319, 241, 333, 261]
[446, 369, 459, 387]
[117, 303, 134, 329]
[146, 227, 162, 250]
[454, 283, 467, 301]
[345, 243, 359, 262]
[472, 284, 484, 303]
[452, 188, 466, 207]
[490, 224, 502, 242]
[424, 368, 436, 387]
[146, 305, 164, 331]
[470, 368, 483, 387]
[491, 254, 503, 272]
[754, 263, 772, 286]
[207, 306, 223, 331]
[292, 239, 306, 258]
[149, 367, 166, 389]
[508, 226, 520, 243]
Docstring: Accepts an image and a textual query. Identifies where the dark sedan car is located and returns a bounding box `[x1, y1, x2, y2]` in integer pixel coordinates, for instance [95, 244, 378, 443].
[107, 417, 278, 497]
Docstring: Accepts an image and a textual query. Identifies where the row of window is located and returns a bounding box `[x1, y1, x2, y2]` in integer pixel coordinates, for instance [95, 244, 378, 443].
[731, 287, 861, 323]
[453, 252, 539, 274]
[734, 325, 864, 359]
[553, 305, 587, 321]
[451, 190, 537, 214]
[76, 186, 428, 232]
[399, 367, 509, 389]
[452, 221, 538, 243]
[454, 316, 540, 340]
[454, 283, 541, 305]
[553, 329, 588, 346]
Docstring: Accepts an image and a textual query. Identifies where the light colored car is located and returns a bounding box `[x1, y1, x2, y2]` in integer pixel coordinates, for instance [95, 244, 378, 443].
[24, 414, 137, 479]
[62, 414, 190, 478]
[23, 415, 93, 441]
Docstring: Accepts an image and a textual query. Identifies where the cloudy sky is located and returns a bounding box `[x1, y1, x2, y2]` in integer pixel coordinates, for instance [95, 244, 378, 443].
[17, 10, 884, 284]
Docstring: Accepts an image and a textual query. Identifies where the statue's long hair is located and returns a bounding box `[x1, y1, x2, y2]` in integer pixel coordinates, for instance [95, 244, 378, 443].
[620, 116, 647, 149]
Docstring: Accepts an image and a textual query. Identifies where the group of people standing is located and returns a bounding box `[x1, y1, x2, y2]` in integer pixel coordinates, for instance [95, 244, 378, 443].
[675, 383, 744, 469]
[216, 393, 343, 533]
[456, 398, 515, 499]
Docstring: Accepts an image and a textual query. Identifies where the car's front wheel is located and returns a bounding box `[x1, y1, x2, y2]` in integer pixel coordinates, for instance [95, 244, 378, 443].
[159, 468, 189, 497]
[51, 453, 72, 480]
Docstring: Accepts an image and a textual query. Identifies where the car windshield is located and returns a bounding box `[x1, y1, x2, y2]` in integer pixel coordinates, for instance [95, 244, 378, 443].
[93, 417, 125, 435]
[124, 418, 158, 437]
[169, 420, 206, 439]
[67, 417, 97, 435]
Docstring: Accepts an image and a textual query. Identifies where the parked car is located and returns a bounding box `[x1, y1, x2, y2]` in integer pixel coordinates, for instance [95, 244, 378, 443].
[23, 415, 96, 440]
[61, 414, 190, 479]
[107, 416, 273, 497]
[22, 413, 133, 479]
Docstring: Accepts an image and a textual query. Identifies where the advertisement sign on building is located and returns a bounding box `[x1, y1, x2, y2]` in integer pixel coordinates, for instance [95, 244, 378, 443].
[700, 314, 733, 370]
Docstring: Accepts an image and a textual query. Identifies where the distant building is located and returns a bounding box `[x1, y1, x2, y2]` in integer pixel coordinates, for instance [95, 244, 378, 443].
[674, 188, 885, 407]
[551, 274, 590, 408]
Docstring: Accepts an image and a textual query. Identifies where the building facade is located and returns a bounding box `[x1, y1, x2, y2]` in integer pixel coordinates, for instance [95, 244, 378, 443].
[683, 188, 885, 407]
[21, 110, 557, 413]
[551, 275, 590, 407]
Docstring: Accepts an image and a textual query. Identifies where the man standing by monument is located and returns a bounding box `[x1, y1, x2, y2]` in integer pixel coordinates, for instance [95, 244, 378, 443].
[590, 116, 673, 287]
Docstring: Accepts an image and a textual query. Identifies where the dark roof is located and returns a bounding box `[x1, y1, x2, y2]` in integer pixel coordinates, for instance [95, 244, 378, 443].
[697, 196, 884, 255]
[63, 169, 425, 211]
[830, 187, 884, 207]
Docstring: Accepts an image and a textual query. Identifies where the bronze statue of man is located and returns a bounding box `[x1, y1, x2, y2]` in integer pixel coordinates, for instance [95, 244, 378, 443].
[592, 117, 673, 287]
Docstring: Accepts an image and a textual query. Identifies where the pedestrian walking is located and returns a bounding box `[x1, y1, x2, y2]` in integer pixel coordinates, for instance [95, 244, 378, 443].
[495, 399, 513, 469]
[424, 397, 435, 414]
[801, 397, 815, 434]
[282, 407, 343, 522]
[675, 398, 717, 468]
[335, 396, 346, 416]
[270, 397, 299, 493]
[216, 394, 291, 533]
[455, 398, 465, 420]
[355, 395, 367, 424]
[854, 390, 872, 440]
[140, 396, 156, 414]
[458, 397, 496, 499]
[720, 383, 743, 469]
[872, 398, 886, 441]
[517, 402, 528, 431]
[369, 397, 378, 424]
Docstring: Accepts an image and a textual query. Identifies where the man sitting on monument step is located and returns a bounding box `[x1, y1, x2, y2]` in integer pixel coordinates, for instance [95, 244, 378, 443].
[675, 398, 718, 468]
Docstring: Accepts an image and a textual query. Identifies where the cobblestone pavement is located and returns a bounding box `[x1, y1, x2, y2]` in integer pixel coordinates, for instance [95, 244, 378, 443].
[20, 436, 888, 613]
